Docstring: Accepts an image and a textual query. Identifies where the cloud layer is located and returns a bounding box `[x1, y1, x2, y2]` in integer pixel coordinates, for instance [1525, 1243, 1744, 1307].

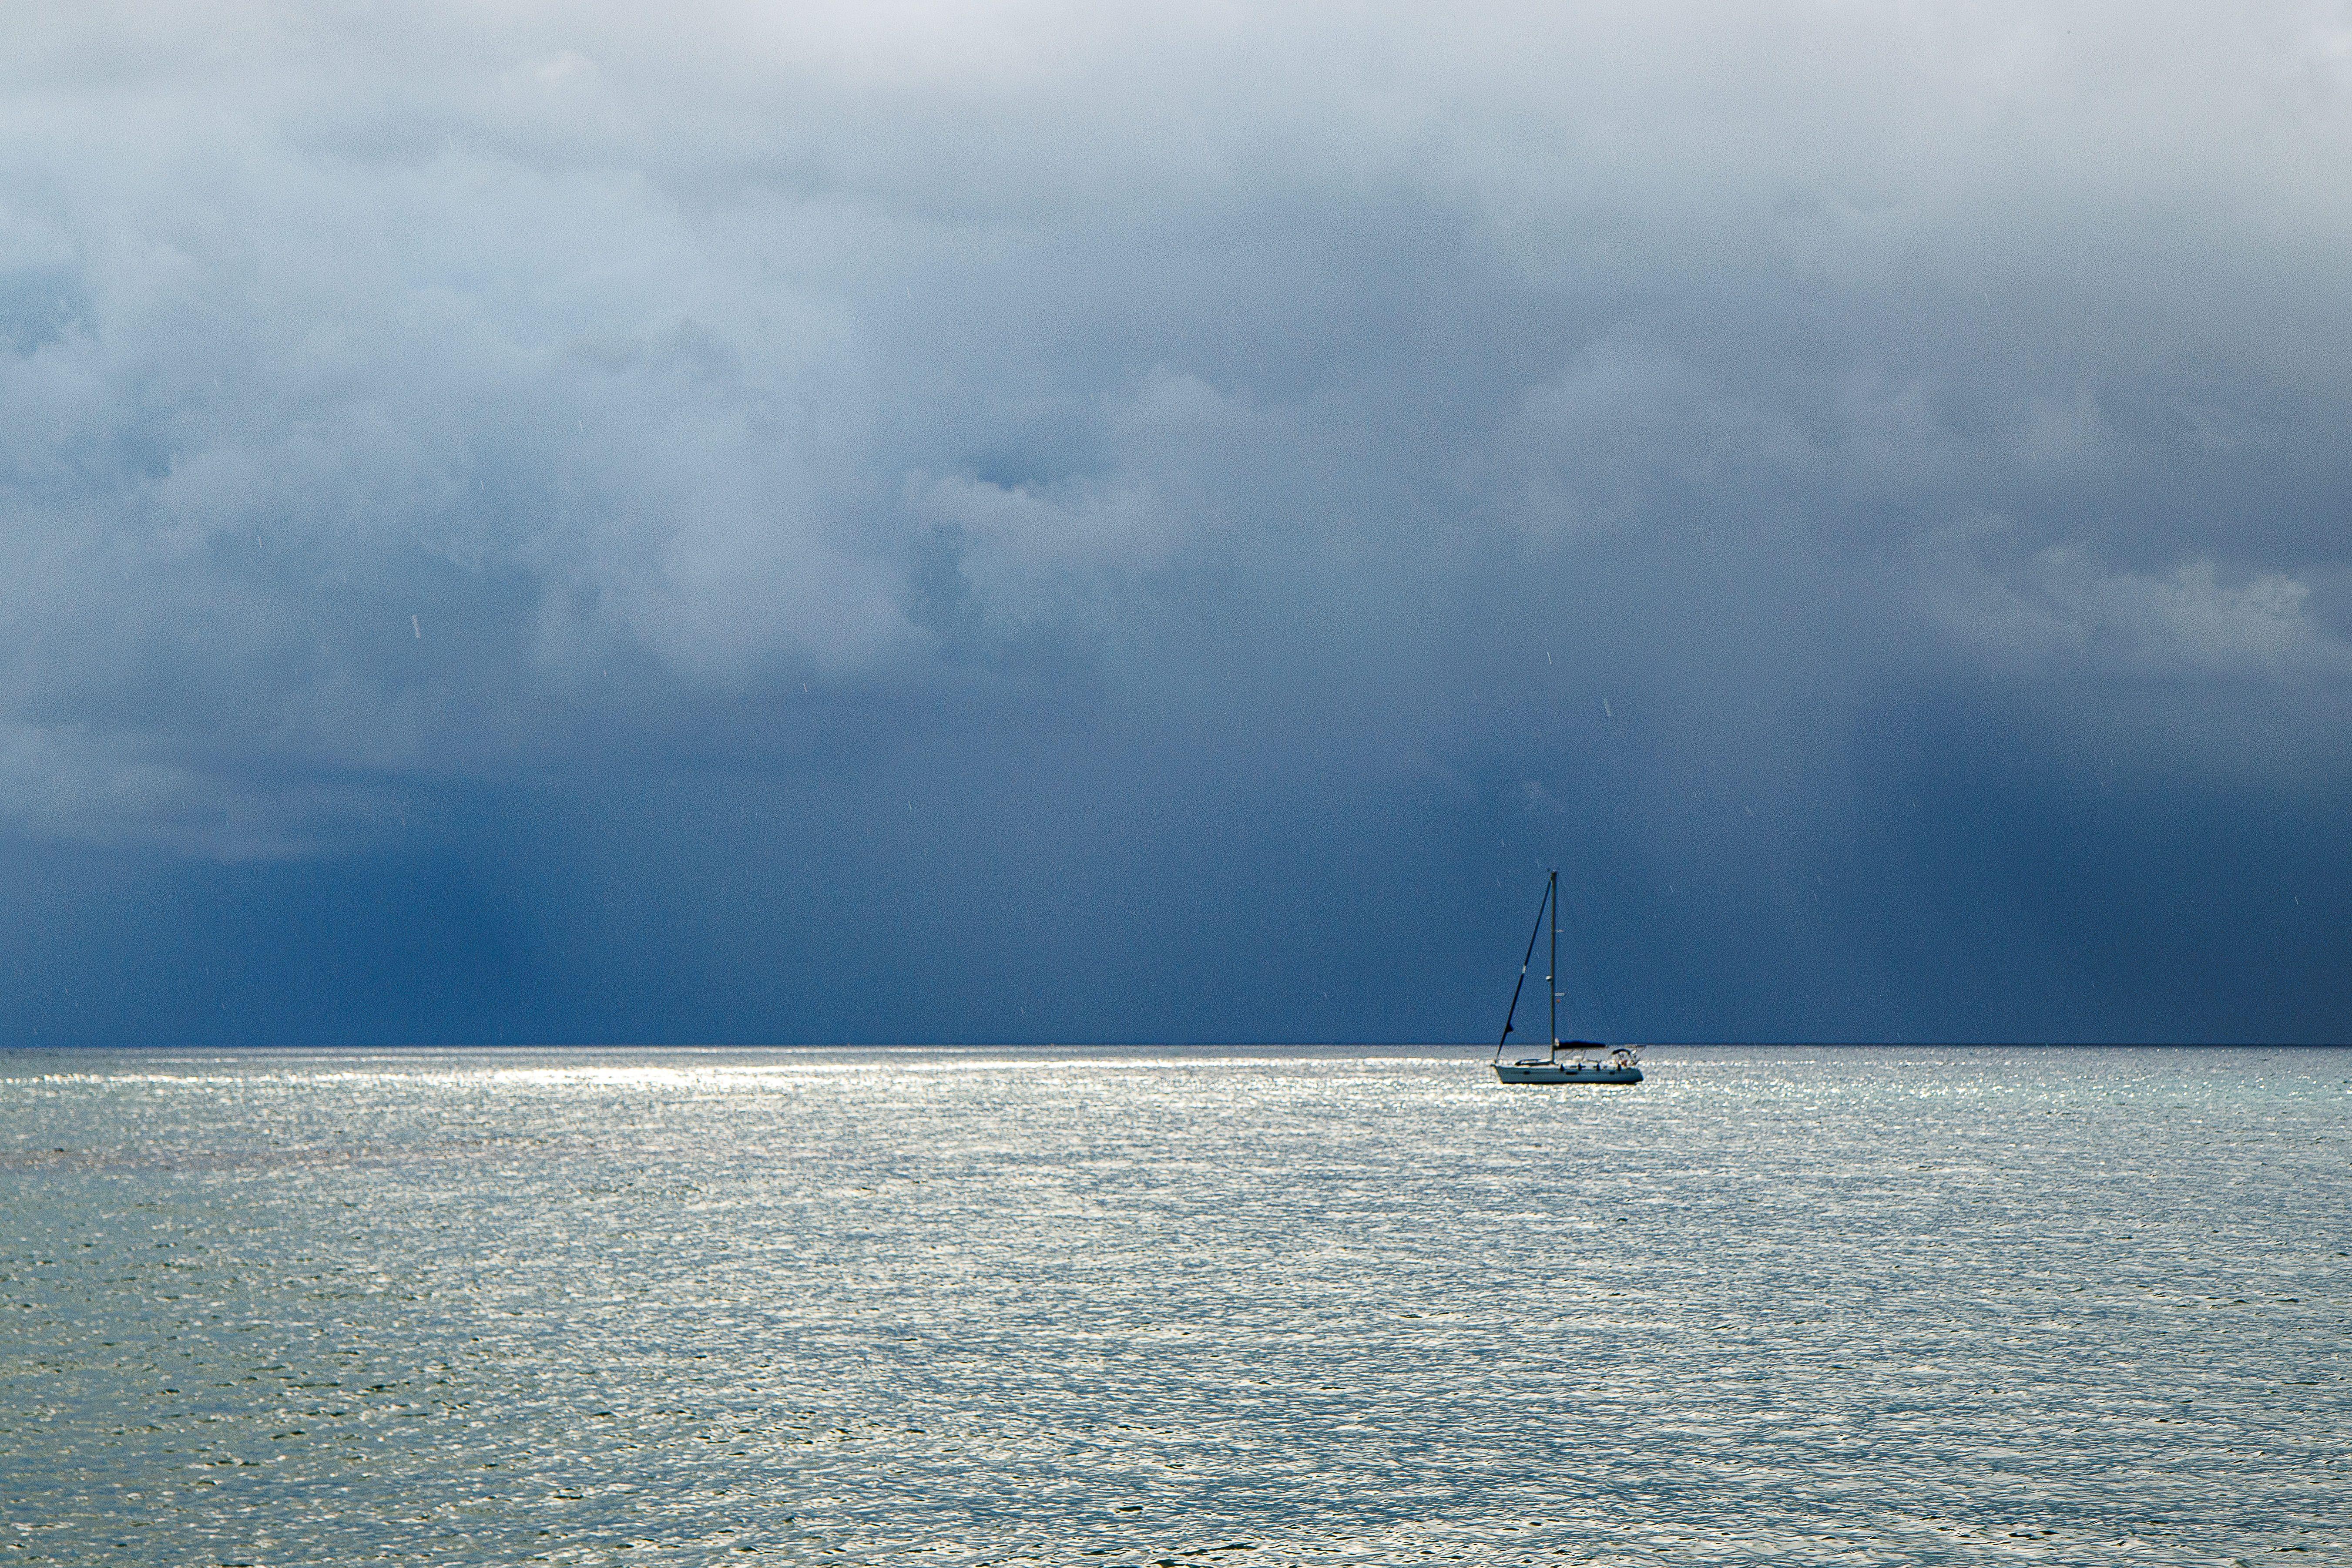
[3, 2, 2349, 1040]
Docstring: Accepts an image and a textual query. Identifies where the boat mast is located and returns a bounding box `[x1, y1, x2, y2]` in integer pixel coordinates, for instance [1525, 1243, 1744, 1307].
[1496, 874, 1551, 1057]
[1548, 868, 1559, 1056]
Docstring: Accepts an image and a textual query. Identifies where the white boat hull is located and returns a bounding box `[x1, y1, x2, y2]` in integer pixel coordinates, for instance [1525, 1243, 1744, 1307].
[1495, 1058, 1643, 1085]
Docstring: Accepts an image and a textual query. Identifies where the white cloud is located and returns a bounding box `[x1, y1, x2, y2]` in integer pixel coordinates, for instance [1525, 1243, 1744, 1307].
[1927, 528, 2352, 680]
[2, 0, 2351, 853]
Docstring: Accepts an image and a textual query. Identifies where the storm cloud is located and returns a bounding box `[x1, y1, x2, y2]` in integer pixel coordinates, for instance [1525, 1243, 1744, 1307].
[3, 1, 2348, 1043]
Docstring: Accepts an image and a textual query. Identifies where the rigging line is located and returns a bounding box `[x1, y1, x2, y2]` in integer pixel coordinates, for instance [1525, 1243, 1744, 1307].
[1555, 877, 1622, 1043]
[1495, 875, 1552, 1059]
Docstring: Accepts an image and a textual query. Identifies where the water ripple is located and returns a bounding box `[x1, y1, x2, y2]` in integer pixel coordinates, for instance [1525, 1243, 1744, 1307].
[1, 1046, 2344, 1564]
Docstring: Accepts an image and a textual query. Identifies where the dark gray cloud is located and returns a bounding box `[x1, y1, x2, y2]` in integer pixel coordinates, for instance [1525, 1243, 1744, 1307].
[3, 3, 2349, 1041]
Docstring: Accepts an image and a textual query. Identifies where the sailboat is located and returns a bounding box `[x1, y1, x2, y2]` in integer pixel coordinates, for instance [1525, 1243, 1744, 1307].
[1493, 870, 1644, 1085]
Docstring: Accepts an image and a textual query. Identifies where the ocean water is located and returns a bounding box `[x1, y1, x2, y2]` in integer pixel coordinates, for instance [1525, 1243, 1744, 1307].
[1, 1046, 2345, 1566]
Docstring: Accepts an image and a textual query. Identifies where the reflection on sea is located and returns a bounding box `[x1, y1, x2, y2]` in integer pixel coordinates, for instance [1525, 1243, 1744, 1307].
[2, 1045, 2345, 1563]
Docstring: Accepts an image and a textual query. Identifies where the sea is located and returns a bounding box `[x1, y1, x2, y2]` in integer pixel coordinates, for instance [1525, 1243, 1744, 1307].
[1, 1045, 2344, 1565]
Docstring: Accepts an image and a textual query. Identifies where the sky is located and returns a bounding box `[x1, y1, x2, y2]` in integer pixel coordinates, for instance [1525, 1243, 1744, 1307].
[3, 1, 2349, 1045]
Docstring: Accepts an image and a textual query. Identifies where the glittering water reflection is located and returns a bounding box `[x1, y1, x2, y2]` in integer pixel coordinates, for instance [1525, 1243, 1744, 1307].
[2, 1046, 2345, 1564]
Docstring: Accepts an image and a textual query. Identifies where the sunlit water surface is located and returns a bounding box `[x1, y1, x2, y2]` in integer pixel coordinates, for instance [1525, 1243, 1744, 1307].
[2, 1046, 2345, 1565]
